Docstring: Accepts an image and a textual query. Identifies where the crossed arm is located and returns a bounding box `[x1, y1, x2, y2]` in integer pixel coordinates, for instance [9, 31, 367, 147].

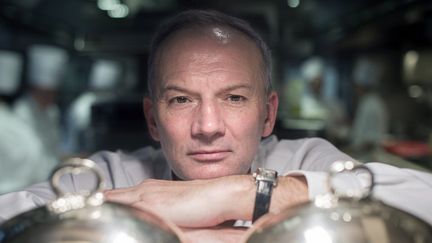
[104, 175, 308, 242]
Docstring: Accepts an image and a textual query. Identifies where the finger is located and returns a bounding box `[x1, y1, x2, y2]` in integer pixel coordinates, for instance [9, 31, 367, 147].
[103, 188, 140, 205]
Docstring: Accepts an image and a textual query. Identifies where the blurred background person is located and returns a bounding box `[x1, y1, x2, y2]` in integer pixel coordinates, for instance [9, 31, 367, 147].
[350, 57, 389, 153]
[0, 50, 50, 193]
[62, 59, 122, 155]
[299, 56, 348, 143]
[13, 44, 69, 167]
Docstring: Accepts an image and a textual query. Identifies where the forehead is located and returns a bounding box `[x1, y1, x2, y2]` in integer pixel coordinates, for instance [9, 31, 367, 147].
[153, 27, 265, 90]
[160, 25, 259, 52]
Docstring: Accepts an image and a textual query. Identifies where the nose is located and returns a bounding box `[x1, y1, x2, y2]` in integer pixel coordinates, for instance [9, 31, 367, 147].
[191, 100, 225, 141]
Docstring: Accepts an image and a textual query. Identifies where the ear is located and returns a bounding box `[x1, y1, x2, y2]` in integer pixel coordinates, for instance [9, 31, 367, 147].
[143, 97, 160, 141]
[262, 91, 279, 137]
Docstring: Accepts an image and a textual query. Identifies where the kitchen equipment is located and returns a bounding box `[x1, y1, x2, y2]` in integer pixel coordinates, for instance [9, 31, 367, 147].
[0, 158, 182, 243]
[246, 161, 432, 243]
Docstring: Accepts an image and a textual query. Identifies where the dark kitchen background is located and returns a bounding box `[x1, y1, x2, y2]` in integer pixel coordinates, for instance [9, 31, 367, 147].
[1, 0, 432, 192]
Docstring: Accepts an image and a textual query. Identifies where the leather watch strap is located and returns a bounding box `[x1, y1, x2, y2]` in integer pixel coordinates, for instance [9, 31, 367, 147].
[252, 168, 278, 222]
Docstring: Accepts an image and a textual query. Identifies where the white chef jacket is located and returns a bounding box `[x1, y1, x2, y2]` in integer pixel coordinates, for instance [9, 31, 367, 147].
[62, 91, 116, 153]
[0, 135, 431, 226]
[351, 92, 388, 148]
[300, 93, 348, 140]
[0, 103, 52, 193]
[14, 95, 61, 163]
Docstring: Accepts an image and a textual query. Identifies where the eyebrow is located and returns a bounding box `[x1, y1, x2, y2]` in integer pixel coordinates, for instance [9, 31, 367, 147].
[161, 83, 254, 95]
[222, 84, 254, 93]
[161, 84, 191, 94]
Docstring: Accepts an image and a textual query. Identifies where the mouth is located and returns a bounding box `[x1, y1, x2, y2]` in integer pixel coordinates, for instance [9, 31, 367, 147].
[187, 150, 231, 162]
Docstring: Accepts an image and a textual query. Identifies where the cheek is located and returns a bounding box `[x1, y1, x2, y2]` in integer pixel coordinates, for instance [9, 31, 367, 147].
[226, 106, 265, 136]
[158, 115, 189, 145]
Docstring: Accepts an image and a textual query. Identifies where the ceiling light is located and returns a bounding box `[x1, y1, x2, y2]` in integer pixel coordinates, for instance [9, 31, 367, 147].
[97, 0, 120, 11]
[287, 0, 300, 8]
[108, 4, 129, 18]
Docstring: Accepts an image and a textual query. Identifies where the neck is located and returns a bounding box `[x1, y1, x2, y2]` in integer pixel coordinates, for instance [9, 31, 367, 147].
[171, 171, 183, 181]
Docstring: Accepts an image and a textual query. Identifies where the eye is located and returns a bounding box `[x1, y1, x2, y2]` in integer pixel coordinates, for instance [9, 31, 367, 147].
[227, 95, 246, 102]
[170, 96, 190, 104]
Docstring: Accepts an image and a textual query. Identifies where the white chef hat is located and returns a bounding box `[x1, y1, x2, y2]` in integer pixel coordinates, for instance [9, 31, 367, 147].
[89, 59, 122, 90]
[301, 57, 325, 83]
[352, 58, 383, 87]
[27, 44, 69, 89]
[0, 50, 23, 95]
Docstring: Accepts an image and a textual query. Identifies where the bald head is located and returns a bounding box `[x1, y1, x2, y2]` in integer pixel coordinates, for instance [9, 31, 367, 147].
[147, 10, 272, 99]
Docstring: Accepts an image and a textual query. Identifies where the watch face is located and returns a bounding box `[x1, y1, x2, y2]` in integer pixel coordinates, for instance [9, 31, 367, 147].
[254, 168, 278, 186]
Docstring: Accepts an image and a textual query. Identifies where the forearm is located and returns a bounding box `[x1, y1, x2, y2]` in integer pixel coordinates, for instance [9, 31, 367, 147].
[104, 174, 309, 228]
[271, 175, 309, 213]
[216, 174, 309, 222]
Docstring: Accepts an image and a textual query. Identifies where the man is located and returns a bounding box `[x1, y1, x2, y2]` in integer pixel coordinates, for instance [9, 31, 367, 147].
[63, 59, 123, 154]
[0, 50, 53, 194]
[350, 57, 389, 152]
[0, 10, 431, 242]
[14, 44, 68, 169]
[299, 56, 348, 142]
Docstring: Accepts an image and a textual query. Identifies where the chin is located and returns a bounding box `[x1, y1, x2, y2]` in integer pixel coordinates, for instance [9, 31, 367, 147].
[182, 165, 248, 180]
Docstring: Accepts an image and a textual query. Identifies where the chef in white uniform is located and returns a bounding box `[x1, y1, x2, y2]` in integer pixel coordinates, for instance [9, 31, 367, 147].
[13, 44, 69, 169]
[300, 57, 348, 141]
[350, 57, 389, 151]
[0, 50, 48, 193]
[63, 59, 122, 154]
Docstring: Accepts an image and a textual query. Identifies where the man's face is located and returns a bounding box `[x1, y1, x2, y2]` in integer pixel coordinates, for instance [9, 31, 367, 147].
[31, 87, 57, 109]
[144, 29, 278, 180]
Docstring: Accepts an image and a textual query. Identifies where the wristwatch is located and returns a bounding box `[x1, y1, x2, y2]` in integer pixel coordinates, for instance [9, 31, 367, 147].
[252, 168, 278, 222]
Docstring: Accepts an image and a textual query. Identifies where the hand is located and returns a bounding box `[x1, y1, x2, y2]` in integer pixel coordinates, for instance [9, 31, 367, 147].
[104, 176, 255, 228]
